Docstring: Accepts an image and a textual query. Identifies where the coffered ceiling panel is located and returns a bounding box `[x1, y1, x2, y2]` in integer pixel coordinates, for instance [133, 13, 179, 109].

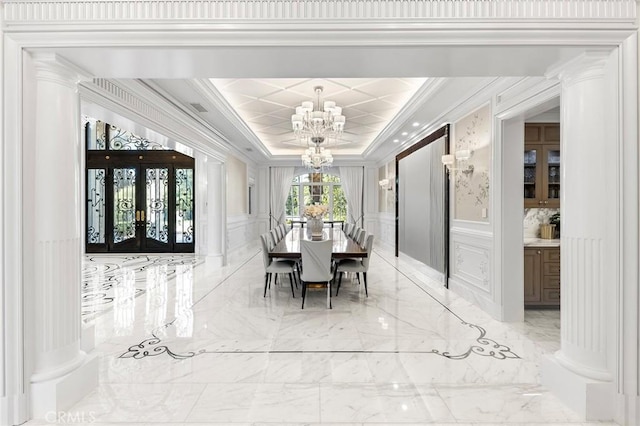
[209, 77, 427, 155]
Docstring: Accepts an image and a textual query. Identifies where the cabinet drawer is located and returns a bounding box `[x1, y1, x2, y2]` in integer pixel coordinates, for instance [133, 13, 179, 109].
[543, 262, 560, 275]
[543, 275, 560, 289]
[543, 288, 561, 303]
[543, 249, 560, 262]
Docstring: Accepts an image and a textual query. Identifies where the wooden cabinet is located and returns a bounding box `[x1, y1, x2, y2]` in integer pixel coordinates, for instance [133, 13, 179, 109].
[524, 247, 560, 307]
[524, 123, 560, 208]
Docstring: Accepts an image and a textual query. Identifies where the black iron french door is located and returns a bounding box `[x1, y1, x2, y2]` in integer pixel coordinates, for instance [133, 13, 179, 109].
[86, 151, 195, 253]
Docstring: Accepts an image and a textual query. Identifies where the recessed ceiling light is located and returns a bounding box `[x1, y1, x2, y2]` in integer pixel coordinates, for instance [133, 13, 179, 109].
[412, 122, 420, 127]
[393, 139, 399, 143]
[401, 132, 408, 136]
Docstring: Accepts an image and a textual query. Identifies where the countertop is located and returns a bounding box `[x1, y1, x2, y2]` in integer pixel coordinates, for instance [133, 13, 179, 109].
[524, 238, 560, 247]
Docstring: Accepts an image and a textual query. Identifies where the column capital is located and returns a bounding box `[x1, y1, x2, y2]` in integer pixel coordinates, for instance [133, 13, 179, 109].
[30, 53, 92, 88]
[545, 50, 611, 85]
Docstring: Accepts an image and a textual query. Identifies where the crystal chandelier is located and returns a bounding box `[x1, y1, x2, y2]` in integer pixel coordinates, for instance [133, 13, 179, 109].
[291, 86, 346, 171]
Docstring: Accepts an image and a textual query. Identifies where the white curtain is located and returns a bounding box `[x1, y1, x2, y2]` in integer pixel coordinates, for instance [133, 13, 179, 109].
[269, 167, 295, 228]
[339, 166, 364, 226]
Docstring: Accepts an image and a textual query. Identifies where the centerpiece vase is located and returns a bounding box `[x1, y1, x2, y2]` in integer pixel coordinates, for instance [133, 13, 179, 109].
[307, 217, 324, 238]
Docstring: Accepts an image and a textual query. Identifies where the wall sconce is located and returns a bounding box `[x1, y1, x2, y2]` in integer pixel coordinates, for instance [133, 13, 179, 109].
[441, 149, 474, 175]
[378, 178, 394, 191]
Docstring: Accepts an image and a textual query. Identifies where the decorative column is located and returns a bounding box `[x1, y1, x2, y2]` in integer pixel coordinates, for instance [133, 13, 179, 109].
[29, 54, 98, 418]
[542, 51, 617, 420]
[206, 161, 226, 266]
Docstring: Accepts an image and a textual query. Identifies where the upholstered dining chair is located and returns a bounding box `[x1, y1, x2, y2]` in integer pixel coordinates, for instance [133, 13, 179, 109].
[343, 222, 353, 237]
[335, 234, 374, 297]
[269, 228, 280, 248]
[299, 239, 334, 309]
[260, 233, 296, 298]
[355, 228, 366, 246]
[349, 226, 360, 240]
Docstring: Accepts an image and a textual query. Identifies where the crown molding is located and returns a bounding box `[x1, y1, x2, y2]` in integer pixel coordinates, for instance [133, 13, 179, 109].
[187, 79, 273, 160]
[81, 78, 229, 160]
[362, 78, 447, 158]
[2, 0, 636, 28]
[140, 79, 263, 165]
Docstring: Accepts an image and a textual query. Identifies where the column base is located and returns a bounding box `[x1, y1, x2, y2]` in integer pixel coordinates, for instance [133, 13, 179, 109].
[81, 324, 95, 353]
[30, 353, 99, 419]
[542, 354, 615, 421]
[206, 253, 225, 267]
[1, 393, 29, 426]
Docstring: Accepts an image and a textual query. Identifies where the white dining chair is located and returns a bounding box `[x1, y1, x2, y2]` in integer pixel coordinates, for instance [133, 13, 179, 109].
[300, 239, 334, 309]
[335, 234, 374, 297]
[260, 233, 296, 298]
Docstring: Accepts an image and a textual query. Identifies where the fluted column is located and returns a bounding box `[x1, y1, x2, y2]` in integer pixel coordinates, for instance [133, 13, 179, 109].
[207, 161, 226, 266]
[29, 54, 98, 418]
[542, 51, 617, 420]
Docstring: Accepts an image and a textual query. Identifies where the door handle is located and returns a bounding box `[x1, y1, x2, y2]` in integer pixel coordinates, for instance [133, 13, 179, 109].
[135, 210, 140, 221]
[140, 210, 145, 222]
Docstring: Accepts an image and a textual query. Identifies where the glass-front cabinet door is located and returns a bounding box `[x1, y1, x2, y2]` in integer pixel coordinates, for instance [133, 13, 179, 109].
[523, 143, 560, 208]
[523, 123, 560, 209]
[544, 146, 560, 208]
[523, 147, 540, 207]
[86, 155, 195, 253]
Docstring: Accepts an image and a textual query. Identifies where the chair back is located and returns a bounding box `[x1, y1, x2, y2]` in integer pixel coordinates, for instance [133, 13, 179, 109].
[362, 234, 375, 269]
[350, 226, 360, 239]
[275, 226, 284, 241]
[355, 228, 366, 245]
[259, 233, 272, 269]
[344, 223, 352, 236]
[300, 239, 333, 282]
[270, 228, 279, 247]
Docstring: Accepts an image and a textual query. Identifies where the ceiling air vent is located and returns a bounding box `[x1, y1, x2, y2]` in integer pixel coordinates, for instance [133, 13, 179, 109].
[190, 103, 208, 113]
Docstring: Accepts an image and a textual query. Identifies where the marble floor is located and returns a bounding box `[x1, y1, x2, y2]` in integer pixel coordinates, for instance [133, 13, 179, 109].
[27, 244, 617, 425]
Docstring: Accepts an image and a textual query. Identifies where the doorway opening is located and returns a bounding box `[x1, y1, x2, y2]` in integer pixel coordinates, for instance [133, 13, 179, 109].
[85, 120, 195, 253]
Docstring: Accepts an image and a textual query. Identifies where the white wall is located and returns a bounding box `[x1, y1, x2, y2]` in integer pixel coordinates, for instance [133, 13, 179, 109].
[226, 156, 260, 255]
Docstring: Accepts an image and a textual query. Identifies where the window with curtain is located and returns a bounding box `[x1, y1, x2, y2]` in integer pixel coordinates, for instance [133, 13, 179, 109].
[285, 173, 346, 223]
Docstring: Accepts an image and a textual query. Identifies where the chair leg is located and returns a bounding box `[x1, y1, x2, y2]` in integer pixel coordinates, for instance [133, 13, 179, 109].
[327, 281, 332, 309]
[337, 271, 343, 296]
[363, 272, 368, 297]
[289, 273, 295, 298]
[268, 273, 272, 289]
[263, 273, 269, 297]
[301, 282, 306, 309]
[356, 273, 361, 284]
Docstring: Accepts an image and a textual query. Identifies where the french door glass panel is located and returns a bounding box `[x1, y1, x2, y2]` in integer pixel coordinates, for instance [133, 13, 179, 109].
[145, 167, 169, 244]
[175, 168, 194, 244]
[113, 167, 137, 245]
[87, 169, 106, 244]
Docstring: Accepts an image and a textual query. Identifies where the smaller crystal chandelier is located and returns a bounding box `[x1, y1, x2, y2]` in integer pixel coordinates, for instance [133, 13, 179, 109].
[301, 145, 334, 171]
[291, 86, 345, 171]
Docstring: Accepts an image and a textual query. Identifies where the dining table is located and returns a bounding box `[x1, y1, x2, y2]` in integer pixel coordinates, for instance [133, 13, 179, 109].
[269, 228, 367, 259]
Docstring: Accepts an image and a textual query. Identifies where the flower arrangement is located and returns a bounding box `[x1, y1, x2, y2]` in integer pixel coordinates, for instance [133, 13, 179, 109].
[303, 204, 328, 219]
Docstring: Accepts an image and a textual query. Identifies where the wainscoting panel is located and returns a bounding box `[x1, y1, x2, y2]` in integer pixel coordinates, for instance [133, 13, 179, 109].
[448, 227, 498, 317]
[378, 214, 395, 248]
[452, 241, 490, 293]
[227, 215, 258, 253]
